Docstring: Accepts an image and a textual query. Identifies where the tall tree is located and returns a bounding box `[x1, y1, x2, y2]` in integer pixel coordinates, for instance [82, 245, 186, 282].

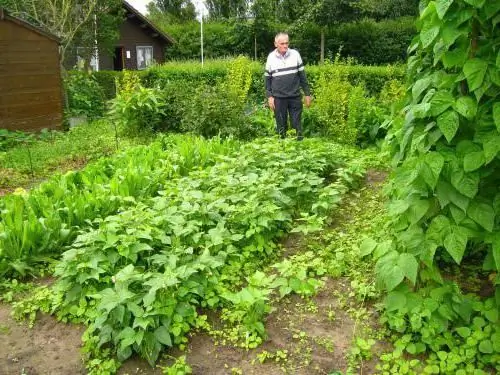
[294, 0, 361, 63]
[205, 0, 248, 20]
[148, 0, 196, 22]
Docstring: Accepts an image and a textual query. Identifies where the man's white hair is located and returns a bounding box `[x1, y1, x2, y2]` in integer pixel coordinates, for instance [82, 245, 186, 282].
[275, 32, 289, 42]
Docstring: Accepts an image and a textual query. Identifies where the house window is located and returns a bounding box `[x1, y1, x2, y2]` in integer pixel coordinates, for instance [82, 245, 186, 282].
[136, 46, 153, 70]
[76, 47, 99, 71]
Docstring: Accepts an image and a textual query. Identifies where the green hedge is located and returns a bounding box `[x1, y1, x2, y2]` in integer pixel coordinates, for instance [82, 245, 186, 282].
[89, 61, 404, 101]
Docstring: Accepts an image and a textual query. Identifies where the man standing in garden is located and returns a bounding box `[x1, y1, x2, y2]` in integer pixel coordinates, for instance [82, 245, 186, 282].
[265, 32, 311, 140]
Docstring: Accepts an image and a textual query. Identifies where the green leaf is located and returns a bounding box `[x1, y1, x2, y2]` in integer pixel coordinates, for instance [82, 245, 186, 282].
[463, 58, 488, 92]
[430, 91, 454, 116]
[412, 77, 432, 102]
[437, 110, 459, 142]
[456, 327, 471, 338]
[443, 48, 467, 68]
[383, 266, 405, 291]
[360, 238, 377, 257]
[479, 340, 493, 354]
[482, 134, 500, 164]
[485, 309, 498, 323]
[485, 2, 500, 19]
[454, 96, 477, 120]
[422, 152, 445, 189]
[420, 22, 440, 49]
[435, 0, 454, 19]
[468, 201, 495, 231]
[450, 169, 479, 199]
[493, 102, 500, 132]
[117, 344, 132, 362]
[492, 233, 500, 271]
[409, 199, 430, 224]
[443, 225, 468, 264]
[463, 0, 485, 8]
[398, 253, 419, 285]
[385, 291, 407, 312]
[449, 204, 466, 224]
[441, 24, 464, 48]
[463, 151, 484, 172]
[154, 326, 172, 346]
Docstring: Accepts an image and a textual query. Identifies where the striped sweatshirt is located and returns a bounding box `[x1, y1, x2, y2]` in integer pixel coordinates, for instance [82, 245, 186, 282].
[265, 48, 311, 98]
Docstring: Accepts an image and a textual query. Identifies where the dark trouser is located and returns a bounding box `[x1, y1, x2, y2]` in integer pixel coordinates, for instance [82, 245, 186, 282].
[274, 96, 303, 140]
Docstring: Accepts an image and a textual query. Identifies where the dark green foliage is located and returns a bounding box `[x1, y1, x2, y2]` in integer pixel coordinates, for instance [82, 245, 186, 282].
[159, 17, 415, 65]
[64, 70, 106, 119]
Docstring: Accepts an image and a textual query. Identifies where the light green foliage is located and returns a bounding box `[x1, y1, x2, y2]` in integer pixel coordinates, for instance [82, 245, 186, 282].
[108, 85, 167, 134]
[0, 120, 124, 191]
[160, 355, 192, 375]
[47, 138, 364, 366]
[311, 58, 357, 144]
[0, 135, 240, 277]
[180, 56, 264, 139]
[372, 0, 500, 373]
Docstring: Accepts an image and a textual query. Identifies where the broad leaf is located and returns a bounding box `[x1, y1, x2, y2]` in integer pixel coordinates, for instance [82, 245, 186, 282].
[463, 151, 484, 172]
[463, 58, 488, 91]
[494, 102, 500, 132]
[456, 327, 471, 338]
[454, 96, 477, 120]
[449, 204, 466, 224]
[435, 0, 454, 19]
[450, 169, 479, 199]
[398, 253, 419, 285]
[360, 238, 377, 257]
[463, 0, 485, 8]
[409, 199, 430, 224]
[430, 91, 454, 116]
[423, 152, 445, 189]
[485, 2, 500, 19]
[385, 291, 407, 312]
[383, 265, 405, 291]
[154, 326, 172, 346]
[482, 134, 500, 164]
[443, 225, 468, 264]
[492, 233, 500, 271]
[479, 340, 493, 354]
[437, 110, 459, 142]
[467, 201, 495, 231]
[412, 77, 432, 102]
[420, 22, 440, 49]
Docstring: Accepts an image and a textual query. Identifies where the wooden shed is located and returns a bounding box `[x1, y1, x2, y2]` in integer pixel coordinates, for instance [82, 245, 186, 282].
[0, 8, 63, 132]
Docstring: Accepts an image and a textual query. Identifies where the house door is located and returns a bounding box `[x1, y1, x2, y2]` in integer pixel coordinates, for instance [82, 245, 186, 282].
[113, 47, 124, 71]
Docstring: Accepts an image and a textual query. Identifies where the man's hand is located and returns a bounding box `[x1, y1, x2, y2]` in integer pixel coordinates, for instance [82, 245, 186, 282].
[268, 96, 275, 111]
[304, 96, 312, 108]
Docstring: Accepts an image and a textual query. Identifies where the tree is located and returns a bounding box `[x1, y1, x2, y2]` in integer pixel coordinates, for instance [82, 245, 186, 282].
[293, 0, 361, 63]
[148, 0, 196, 22]
[0, 0, 123, 67]
[205, 0, 248, 20]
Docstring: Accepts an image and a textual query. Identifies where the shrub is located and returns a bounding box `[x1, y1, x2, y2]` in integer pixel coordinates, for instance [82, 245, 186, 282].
[65, 70, 106, 119]
[108, 86, 167, 134]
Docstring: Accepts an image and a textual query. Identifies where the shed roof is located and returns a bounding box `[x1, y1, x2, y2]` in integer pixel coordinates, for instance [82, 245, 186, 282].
[123, 1, 176, 44]
[0, 7, 60, 43]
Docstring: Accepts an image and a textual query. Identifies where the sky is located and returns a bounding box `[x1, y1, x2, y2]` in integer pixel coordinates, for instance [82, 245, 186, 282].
[127, 0, 206, 19]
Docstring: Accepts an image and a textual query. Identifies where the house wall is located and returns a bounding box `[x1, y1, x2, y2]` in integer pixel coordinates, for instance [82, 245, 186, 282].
[99, 15, 166, 70]
[0, 19, 63, 131]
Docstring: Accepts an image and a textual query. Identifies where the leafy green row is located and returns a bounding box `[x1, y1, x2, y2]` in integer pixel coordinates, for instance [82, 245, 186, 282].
[51, 139, 365, 366]
[0, 135, 240, 277]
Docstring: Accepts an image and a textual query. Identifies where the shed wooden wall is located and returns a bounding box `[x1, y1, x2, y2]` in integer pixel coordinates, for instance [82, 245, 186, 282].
[0, 19, 63, 131]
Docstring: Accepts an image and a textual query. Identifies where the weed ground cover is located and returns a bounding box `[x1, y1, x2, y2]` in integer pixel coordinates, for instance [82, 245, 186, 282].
[0, 120, 146, 193]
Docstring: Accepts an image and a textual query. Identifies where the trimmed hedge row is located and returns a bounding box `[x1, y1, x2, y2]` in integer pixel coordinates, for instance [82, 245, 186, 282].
[88, 61, 405, 101]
